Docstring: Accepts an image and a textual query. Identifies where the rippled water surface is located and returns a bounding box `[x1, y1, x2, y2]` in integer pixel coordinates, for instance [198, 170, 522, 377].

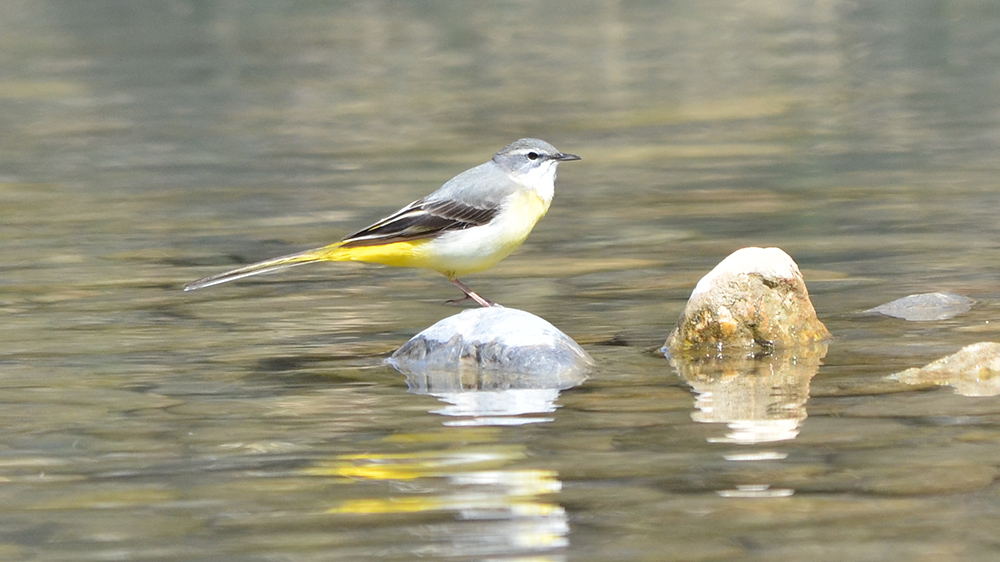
[4, 2, 1000, 560]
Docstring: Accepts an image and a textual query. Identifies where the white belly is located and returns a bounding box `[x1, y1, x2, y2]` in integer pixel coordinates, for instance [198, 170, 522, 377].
[423, 190, 550, 278]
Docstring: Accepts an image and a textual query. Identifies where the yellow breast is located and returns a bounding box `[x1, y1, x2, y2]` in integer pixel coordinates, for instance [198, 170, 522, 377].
[425, 188, 550, 278]
[494, 188, 550, 250]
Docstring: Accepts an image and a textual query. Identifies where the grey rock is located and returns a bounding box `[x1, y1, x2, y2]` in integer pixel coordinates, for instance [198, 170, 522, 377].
[389, 307, 592, 425]
[388, 307, 593, 390]
[866, 292, 973, 321]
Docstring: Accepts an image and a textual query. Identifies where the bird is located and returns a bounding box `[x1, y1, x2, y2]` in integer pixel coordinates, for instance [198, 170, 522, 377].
[183, 138, 580, 307]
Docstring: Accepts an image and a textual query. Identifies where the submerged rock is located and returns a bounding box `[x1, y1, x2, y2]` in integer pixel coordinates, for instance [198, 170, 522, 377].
[664, 247, 830, 354]
[865, 292, 973, 321]
[890, 342, 1000, 396]
[388, 307, 593, 388]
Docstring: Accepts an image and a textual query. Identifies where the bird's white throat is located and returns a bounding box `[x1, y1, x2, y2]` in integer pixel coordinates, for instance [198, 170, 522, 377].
[512, 160, 559, 203]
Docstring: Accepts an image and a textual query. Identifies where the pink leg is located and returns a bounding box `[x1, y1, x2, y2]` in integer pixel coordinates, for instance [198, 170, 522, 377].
[449, 278, 496, 308]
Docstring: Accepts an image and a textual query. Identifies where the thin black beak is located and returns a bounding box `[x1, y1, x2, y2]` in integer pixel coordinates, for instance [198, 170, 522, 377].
[554, 152, 581, 162]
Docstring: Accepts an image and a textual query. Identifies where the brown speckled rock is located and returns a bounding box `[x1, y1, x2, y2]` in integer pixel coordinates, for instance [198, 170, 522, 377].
[665, 247, 830, 354]
[891, 342, 1000, 396]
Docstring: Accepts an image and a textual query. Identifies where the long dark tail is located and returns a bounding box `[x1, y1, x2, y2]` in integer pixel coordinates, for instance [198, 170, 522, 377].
[183, 245, 339, 291]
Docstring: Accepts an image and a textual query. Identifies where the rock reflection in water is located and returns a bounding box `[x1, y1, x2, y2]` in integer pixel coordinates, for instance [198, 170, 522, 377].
[404, 364, 587, 426]
[671, 344, 826, 444]
[336, 333, 586, 556]
[671, 344, 827, 497]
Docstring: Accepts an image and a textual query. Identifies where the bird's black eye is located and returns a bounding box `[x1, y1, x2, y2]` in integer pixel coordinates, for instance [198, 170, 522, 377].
[527, 152, 539, 160]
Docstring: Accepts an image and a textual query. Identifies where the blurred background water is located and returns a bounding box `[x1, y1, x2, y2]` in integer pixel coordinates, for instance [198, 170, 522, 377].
[3, 1, 1000, 560]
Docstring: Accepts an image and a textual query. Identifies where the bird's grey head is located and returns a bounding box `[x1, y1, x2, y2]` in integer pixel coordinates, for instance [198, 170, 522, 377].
[492, 138, 581, 178]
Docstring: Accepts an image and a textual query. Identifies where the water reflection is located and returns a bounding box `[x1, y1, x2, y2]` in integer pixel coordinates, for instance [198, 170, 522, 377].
[671, 344, 827, 497]
[426, 388, 565, 425]
[309, 438, 569, 559]
[6, 0, 1000, 557]
[671, 344, 826, 444]
[299, 365, 583, 559]
[404, 362, 587, 427]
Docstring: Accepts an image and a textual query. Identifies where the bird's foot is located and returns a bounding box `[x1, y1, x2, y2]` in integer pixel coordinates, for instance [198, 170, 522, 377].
[445, 294, 501, 307]
[448, 278, 499, 308]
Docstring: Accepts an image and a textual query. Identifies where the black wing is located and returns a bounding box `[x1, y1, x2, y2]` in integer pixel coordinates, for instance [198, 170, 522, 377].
[339, 198, 499, 248]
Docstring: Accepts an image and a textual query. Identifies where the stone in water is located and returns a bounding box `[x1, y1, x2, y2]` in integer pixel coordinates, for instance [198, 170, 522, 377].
[866, 292, 973, 321]
[891, 341, 1000, 396]
[665, 247, 830, 354]
[388, 307, 593, 390]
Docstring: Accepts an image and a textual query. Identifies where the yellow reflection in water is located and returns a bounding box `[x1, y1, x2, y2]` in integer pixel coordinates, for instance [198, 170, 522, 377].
[307, 445, 525, 481]
[327, 470, 563, 516]
[308, 439, 568, 555]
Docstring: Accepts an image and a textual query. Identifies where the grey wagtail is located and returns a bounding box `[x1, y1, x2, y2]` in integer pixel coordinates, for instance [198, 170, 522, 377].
[183, 138, 580, 307]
